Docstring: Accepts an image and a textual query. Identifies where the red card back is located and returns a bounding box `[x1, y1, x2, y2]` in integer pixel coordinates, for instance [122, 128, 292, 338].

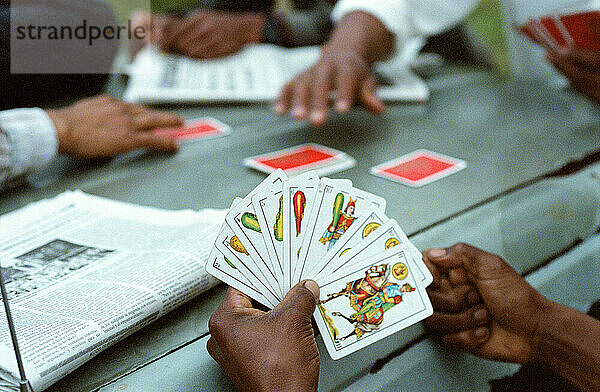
[381, 155, 454, 182]
[560, 11, 600, 51]
[256, 146, 335, 170]
[540, 16, 568, 46]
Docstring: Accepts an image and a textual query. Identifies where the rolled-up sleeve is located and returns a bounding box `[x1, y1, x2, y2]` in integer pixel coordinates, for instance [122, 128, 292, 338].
[0, 108, 58, 190]
[331, 0, 479, 46]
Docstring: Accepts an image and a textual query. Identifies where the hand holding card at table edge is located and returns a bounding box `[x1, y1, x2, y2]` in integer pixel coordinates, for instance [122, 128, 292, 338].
[422, 243, 600, 392]
[546, 47, 600, 105]
[207, 281, 320, 392]
[46, 94, 184, 158]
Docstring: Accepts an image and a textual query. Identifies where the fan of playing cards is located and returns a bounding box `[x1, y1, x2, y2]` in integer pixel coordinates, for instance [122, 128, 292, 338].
[206, 170, 433, 359]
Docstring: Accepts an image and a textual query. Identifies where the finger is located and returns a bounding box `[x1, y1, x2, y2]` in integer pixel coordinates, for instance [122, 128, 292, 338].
[274, 82, 293, 115]
[291, 75, 311, 120]
[426, 284, 478, 313]
[309, 63, 334, 126]
[334, 63, 361, 112]
[159, 18, 188, 52]
[548, 53, 600, 87]
[221, 286, 255, 310]
[556, 47, 600, 71]
[131, 131, 179, 153]
[359, 75, 385, 114]
[441, 326, 490, 352]
[425, 305, 489, 335]
[162, 19, 201, 51]
[132, 111, 184, 130]
[270, 280, 319, 321]
[188, 36, 223, 59]
[423, 243, 515, 282]
[206, 337, 224, 363]
[178, 28, 217, 58]
[448, 267, 469, 287]
[421, 252, 441, 288]
[569, 78, 600, 104]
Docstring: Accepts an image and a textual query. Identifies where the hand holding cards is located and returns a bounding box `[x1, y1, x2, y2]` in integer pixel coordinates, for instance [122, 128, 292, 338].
[205, 170, 433, 359]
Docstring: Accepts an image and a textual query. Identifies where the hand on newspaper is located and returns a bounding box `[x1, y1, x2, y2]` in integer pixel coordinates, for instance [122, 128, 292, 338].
[274, 11, 393, 127]
[547, 47, 600, 105]
[160, 11, 265, 59]
[208, 281, 320, 392]
[46, 95, 184, 158]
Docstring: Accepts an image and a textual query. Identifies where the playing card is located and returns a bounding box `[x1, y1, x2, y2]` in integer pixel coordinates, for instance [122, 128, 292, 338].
[207, 232, 277, 309]
[225, 171, 287, 298]
[310, 204, 389, 278]
[153, 117, 231, 141]
[252, 181, 286, 292]
[243, 143, 356, 177]
[323, 219, 432, 287]
[281, 171, 320, 293]
[314, 246, 433, 360]
[531, 18, 562, 51]
[205, 170, 434, 360]
[370, 149, 466, 187]
[519, 20, 544, 45]
[540, 15, 569, 47]
[559, 10, 600, 52]
[294, 178, 386, 284]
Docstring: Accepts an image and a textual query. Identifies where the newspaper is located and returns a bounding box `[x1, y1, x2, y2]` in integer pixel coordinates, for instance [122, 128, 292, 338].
[123, 45, 430, 104]
[0, 191, 226, 391]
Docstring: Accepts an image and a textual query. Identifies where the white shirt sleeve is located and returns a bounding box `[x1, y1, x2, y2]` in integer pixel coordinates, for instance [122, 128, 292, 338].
[0, 108, 58, 188]
[332, 0, 480, 43]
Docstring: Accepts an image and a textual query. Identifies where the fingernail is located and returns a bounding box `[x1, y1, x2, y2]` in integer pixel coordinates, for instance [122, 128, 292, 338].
[428, 248, 446, 258]
[303, 280, 320, 299]
[335, 100, 351, 112]
[467, 291, 479, 305]
[309, 110, 325, 125]
[474, 327, 489, 340]
[292, 107, 306, 119]
[474, 308, 488, 322]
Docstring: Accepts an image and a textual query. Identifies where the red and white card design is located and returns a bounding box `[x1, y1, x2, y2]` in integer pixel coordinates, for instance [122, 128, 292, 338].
[518, 10, 600, 52]
[243, 143, 356, 176]
[154, 117, 231, 141]
[370, 150, 466, 187]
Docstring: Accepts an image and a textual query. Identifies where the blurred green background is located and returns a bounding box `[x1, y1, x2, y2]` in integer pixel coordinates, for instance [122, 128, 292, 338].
[108, 0, 200, 21]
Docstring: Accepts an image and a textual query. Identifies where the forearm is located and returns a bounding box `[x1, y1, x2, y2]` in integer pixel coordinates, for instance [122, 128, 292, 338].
[533, 302, 600, 392]
[323, 11, 394, 64]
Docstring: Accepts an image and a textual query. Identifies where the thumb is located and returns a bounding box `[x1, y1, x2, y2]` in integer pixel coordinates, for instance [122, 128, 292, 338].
[271, 280, 319, 322]
[424, 243, 516, 284]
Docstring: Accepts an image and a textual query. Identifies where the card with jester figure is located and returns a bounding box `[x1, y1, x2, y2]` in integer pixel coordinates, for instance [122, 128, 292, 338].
[314, 246, 432, 360]
[294, 178, 386, 284]
[311, 204, 389, 278]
